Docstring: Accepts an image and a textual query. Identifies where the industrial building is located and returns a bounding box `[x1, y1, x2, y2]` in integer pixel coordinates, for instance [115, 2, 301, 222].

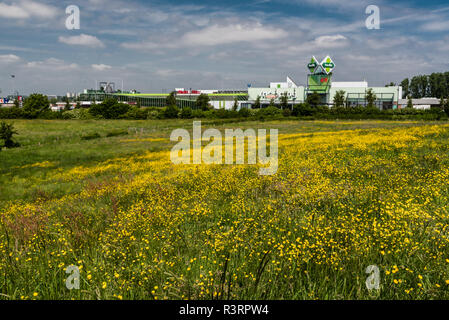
[248, 56, 402, 109]
[76, 56, 403, 110]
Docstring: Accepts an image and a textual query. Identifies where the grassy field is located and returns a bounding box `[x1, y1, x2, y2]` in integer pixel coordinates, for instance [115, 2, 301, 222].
[1, 119, 449, 300]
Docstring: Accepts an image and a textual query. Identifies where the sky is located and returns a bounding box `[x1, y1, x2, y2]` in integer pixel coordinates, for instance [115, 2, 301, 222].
[0, 0, 448, 95]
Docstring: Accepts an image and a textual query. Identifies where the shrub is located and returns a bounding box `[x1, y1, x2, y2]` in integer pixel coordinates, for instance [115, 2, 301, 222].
[282, 108, 292, 117]
[180, 107, 193, 119]
[147, 110, 161, 120]
[258, 106, 282, 117]
[163, 105, 180, 119]
[292, 103, 314, 117]
[123, 106, 148, 120]
[62, 108, 94, 120]
[89, 98, 130, 119]
[0, 107, 27, 119]
[191, 109, 205, 118]
[0, 121, 20, 149]
[238, 107, 251, 118]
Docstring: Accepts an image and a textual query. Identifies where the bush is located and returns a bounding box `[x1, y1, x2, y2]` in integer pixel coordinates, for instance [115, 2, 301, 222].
[0, 107, 27, 119]
[258, 106, 282, 117]
[147, 109, 161, 120]
[238, 107, 251, 118]
[282, 108, 292, 117]
[62, 108, 94, 120]
[180, 107, 193, 119]
[0, 121, 20, 149]
[191, 109, 205, 118]
[292, 103, 315, 117]
[123, 106, 148, 120]
[89, 98, 130, 119]
[163, 105, 180, 119]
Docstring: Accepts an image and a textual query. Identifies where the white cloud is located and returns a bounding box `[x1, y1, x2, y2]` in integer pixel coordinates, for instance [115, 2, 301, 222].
[312, 35, 348, 48]
[421, 20, 449, 31]
[281, 34, 349, 56]
[0, 54, 21, 63]
[26, 58, 79, 71]
[0, 3, 29, 18]
[122, 23, 288, 51]
[92, 64, 112, 71]
[58, 34, 105, 48]
[20, 0, 59, 19]
[154, 69, 185, 77]
[0, 1, 58, 19]
[182, 24, 288, 46]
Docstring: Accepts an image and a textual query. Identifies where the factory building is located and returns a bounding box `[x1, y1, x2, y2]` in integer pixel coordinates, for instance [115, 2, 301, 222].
[77, 56, 403, 110]
[248, 56, 402, 110]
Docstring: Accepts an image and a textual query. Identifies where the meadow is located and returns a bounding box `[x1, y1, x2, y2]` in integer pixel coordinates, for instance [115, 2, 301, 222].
[1, 119, 449, 300]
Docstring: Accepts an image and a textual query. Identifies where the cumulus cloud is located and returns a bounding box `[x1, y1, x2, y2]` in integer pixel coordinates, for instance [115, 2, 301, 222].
[181, 24, 288, 46]
[0, 0, 58, 19]
[26, 58, 79, 71]
[122, 23, 288, 51]
[0, 54, 21, 63]
[312, 35, 348, 48]
[58, 34, 105, 48]
[92, 64, 112, 71]
[421, 20, 449, 31]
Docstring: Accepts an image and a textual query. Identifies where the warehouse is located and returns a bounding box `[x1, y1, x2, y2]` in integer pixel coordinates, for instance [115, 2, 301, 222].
[78, 56, 402, 110]
[248, 56, 402, 110]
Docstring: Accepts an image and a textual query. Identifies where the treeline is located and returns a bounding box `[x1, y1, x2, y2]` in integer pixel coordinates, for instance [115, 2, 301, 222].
[1, 94, 449, 121]
[400, 72, 449, 99]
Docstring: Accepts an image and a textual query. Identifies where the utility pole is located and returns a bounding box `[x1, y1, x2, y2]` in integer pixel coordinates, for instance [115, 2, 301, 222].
[11, 75, 16, 99]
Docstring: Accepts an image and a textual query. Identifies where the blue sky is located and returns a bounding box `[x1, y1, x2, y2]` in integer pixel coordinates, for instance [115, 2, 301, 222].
[0, 0, 448, 95]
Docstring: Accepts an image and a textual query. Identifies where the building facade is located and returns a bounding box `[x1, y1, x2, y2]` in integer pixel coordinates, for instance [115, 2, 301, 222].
[247, 55, 402, 110]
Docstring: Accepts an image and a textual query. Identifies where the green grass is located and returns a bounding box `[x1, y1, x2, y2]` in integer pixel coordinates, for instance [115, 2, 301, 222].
[1, 119, 449, 300]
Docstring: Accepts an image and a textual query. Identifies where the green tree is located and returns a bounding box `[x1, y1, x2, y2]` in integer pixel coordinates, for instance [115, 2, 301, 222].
[13, 98, 20, 108]
[63, 97, 71, 111]
[23, 94, 50, 114]
[196, 94, 210, 111]
[232, 98, 239, 111]
[180, 107, 193, 119]
[306, 92, 321, 107]
[292, 103, 314, 117]
[166, 91, 177, 107]
[253, 96, 261, 109]
[366, 89, 377, 108]
[443, 98, 449, 116]
[400, 78, 409, 99]
[280, 93, 289, 109]
[164, 104, 180, 119]
[89, 98, 130, 119]
[333, 90, 346, 108]
[410, 76, 420, 98]
[407, 96, 414, 109]
[269, 98, 276, 108]
[0, 121, 20, 149]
